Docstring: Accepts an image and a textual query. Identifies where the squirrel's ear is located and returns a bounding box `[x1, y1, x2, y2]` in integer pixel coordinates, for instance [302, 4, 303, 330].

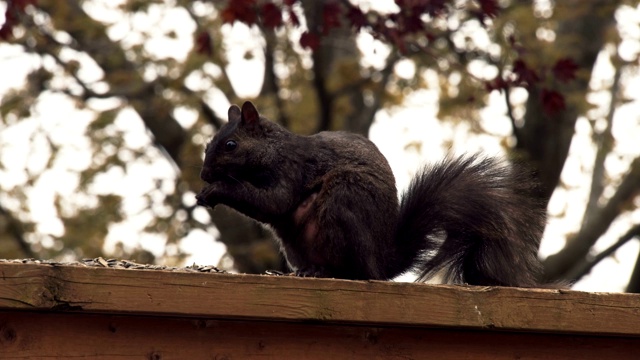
[228, 104, 241, 122]
[241, 101, 260, 126]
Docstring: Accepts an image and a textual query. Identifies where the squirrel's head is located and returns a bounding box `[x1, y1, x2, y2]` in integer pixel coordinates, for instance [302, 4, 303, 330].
[200, 101, 284, 184]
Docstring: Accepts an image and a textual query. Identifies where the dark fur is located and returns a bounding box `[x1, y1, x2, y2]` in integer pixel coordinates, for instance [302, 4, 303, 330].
[196, 102, 545, 286]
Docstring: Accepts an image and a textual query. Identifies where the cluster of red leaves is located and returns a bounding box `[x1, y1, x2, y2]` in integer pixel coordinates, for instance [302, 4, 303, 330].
[541, 88, 566, 116]
[221, 0, 294, 30]
[216, 0, 504, 55]
[298, 1, 343, 51]
[0, 0, 36, 40]
[215, 0, 499, 53]
[0, 0, 576, 118]
[477, 0, 500, 21]
[195, 31, 213, 56]
[552, 58, 579, 82]
[299, 31, 320, 51]
[217, 0, 502, 52]
[512, 59, 540, 86]
[395, 0, 448, 18]
[197, 0, 295, 56]
[218, 0, 576, 116]
[221, 0, 258, 26]
[486, 57, 578, 116]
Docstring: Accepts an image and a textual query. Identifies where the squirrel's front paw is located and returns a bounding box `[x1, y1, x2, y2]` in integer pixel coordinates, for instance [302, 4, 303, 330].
[195, 185, 220, 208]
[295, 265, 329, 278]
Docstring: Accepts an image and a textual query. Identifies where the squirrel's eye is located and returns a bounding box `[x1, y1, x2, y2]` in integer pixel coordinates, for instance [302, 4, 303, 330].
[224, 140, 237, 151]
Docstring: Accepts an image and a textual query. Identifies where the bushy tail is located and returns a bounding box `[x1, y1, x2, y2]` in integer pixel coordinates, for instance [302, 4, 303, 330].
[394, 155, 545, 287]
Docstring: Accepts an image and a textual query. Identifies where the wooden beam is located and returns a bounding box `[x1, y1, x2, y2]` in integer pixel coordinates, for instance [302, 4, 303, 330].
[1, 311, 638, 359]
[0, 262, 639, 336]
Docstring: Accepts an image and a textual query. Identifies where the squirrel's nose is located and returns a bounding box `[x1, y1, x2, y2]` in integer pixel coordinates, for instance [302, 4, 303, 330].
[195, 191, 208, 206]
[200, 167, 213, 183]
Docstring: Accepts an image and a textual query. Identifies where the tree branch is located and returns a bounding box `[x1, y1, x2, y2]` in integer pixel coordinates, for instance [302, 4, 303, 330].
[179, 85, 225, 129]
[565, 223, 640, 281]
[0, 204, 35, 258]
[299, 0, 335, 132]
[351, 52, 400, 135]
[260, 28, 290, 128]
[502, 78, 521, 141]
[182, 3, 239, 102]
[198, 97, 226, 130]
[544, 156, 640, 280]
[581, 62, 620, 228]
[626, 246, 640, 293]
[332, 52, 399, 99]
[35, 0, 187, 167]
[517, 1, 620, 204]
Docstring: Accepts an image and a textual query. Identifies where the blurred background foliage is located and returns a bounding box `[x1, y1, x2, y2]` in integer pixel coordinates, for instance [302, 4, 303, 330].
[1, 0, 640, 291]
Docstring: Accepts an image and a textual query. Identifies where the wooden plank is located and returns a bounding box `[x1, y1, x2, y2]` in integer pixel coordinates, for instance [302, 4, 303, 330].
[0, 262, 639, 336]
[1, 311, 638, 359]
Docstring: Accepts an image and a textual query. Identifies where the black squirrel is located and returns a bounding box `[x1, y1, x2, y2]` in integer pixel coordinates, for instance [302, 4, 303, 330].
[196, 101, 545, 287]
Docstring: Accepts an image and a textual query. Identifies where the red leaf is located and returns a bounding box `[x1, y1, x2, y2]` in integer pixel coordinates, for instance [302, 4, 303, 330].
[388, 29, 407, 54]
[300, 31, 320, 51]
[13, 0, 36, 10]
[221, 0, 257, 26]
[541, 89, 566, 115]
[484, 77, 508, 92]
[195, 31, 213, 56]
[346, 6, 367, 31]
[0, 16, 15, 40]
[322, 2, 342, 34]
[288, 9, 300, 27]
[425, 0, 448, 17]
[262, 2, 283, 29]
[512, 59, 539, 87]
[552, 58, 579, 83]
[478, 0, 500, 19]
[0, 0, 37, 40]
[401, 12, 424, 34]
[220, 7, 235, 24]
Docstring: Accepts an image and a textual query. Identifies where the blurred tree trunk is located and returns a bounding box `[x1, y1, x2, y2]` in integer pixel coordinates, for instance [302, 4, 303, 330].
[37, 0, 285, 273]
[232, 0, 399, 272]
[32, 0, 390, 274]
[513, 0, 626, 281]
[627, 252, 640, 293]
[38, 0, 187, 165]
[301, 0, 393, 136]
[516, 0, 619, 202]
[0, 205, 34, 258]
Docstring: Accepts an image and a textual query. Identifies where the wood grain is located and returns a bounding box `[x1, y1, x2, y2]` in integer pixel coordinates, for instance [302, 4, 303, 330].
[1, 311, 638, 359]
[0, 262, 639, 336]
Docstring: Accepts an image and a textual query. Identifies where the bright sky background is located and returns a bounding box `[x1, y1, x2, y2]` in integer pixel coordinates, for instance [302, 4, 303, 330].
[1, 1, 640, 291]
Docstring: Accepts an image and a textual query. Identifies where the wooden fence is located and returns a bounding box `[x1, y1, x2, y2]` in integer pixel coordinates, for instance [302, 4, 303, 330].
[0, 260, 639, 359]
